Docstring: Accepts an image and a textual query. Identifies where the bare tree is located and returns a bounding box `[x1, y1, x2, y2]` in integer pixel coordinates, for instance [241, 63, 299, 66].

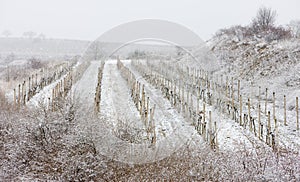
[252, 6, 277, 31]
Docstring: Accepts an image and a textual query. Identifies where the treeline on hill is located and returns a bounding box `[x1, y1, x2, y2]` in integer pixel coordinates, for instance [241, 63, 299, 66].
[215, 6, 299, 42]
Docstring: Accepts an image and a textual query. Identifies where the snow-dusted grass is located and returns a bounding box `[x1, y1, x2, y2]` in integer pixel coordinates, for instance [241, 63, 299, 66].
[1, 100, 299, 181]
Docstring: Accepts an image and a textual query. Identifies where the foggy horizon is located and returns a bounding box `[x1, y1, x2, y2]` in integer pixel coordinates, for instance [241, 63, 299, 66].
[1, 0, 300, 41]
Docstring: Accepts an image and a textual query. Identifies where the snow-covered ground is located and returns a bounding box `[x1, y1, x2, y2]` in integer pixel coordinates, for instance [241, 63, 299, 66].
[19, 57, 298, 158]
[209, 35, 300, 150]
[57, 58, 276, 165]
[70, 59, 202, 164]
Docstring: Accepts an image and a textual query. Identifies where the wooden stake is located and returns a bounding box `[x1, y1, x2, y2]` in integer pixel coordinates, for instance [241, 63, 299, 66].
[265, 88, 268, 115]
[258, 104, 261, 139]
[248, 98, 251, 131]
[297, 97, 299, 130]
[267, 111, 271, 145]
[28, 77, 31, 97]
[240, 95, 243, 126]
[48, 97, 51, 111]
[173, 80, 176, 106]
[18, 84, 21, 110]
[274, 118, 278, 144]
[203, 103, 206, 122]
[190, 93, 193, 119]
[151, 104, 156, 145]
[31, 74, 34, 89]
[52, 89, 55, 112]
[214, 120, 217, 148]
[258, 86, 261, 107]
[209, 111, 212, 144]
[231, 83, 235, 119]
[22, 81, 26, 105]
[273, 92, 276, 120]
[13, 88, 16, 109]
[146, 96, 149, 127]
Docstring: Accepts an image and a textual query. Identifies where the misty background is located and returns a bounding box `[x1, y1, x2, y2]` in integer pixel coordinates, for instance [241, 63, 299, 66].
[1, 0, 300, 41]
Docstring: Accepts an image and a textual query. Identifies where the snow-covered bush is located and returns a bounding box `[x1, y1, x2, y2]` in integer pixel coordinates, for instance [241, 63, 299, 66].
[0, 97, 103, 181]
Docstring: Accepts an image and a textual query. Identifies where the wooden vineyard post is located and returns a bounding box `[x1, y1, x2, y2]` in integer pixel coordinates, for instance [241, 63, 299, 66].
[52, 89, 55, 112]
[150, 104, 156, 145]
[202, 103, 206, 138]
[190, 93, 193, 119]
[214, 119, 217, 149]
[182, 86, 185, 114]
[18, 84, 21, 110]
[13, 88, 16, 109]
[258, 104, 261, 140]
[22, 81, 26, 105]
[28, 77, 31, 100]
[21, 81, 24, 105]
[274, 118, 278, 147]
[297, 97, 299, 130]
[273, 92, 276, 121]
[31, 74, 34, 89]
[231, 82, 235, 120]
[208, 80, 211, 105]
[265, 88, 268, 115]
[60, 80, 63, 96]
[203, 103, 206, 122]
[36, 73, 38, 87]
[173, 80, 176, 106]
[209, 111, 212, 144]
[284, 95, 287, 125]
[137, 82, 141, 110]
[248, 98, 252, 131]
[186, 88, 190, 116]
[47, 97, 50, 111]
[178, 80, 181, 109]
[239, 95, 242, 126]
[146, 97, 149, 127]
[134, 81, 137, 107]
[258, 86, 261, 107]
[141, 84, 147, 124]
[267, 111, 271, 145]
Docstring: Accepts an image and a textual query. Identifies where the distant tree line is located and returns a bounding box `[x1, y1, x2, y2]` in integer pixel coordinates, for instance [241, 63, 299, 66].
[1, 30, 46, 39]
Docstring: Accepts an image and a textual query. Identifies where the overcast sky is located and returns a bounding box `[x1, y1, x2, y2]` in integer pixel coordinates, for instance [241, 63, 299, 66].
[0, 0, 299, 41]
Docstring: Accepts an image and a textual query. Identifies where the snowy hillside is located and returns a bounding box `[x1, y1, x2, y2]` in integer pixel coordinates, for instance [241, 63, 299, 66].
[209, 34, 300, 104]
